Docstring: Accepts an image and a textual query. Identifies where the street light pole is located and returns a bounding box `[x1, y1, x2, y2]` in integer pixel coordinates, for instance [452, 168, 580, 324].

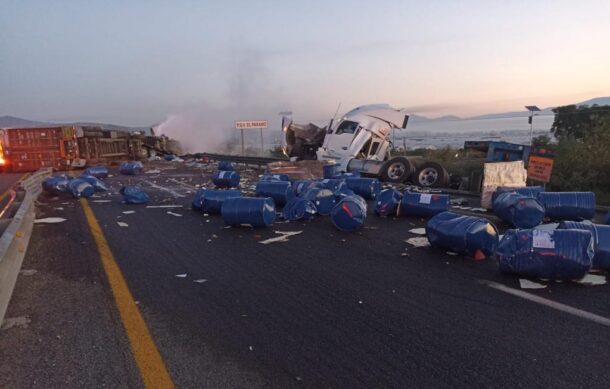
[525, 105, 541, 146]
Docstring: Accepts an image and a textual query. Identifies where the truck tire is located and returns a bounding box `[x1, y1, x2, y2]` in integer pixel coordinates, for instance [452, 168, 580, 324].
[414, 162, 449, 188]
[380, 157, 414, 183]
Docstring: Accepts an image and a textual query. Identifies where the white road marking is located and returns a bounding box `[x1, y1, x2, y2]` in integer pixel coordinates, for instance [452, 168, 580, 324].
[482, 280, 610, 327]
[143, 180, 186, 198]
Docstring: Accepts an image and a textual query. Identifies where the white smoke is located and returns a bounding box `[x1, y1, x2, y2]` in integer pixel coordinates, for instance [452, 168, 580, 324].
[154, 48, 289, 155]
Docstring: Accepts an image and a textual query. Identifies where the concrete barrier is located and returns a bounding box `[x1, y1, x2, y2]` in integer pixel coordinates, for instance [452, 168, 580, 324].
[0, 168, 52, 324]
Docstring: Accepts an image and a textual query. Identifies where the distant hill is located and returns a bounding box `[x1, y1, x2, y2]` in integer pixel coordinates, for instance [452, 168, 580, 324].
[0, 115, 154, 135]
[576, 97, 610, 107]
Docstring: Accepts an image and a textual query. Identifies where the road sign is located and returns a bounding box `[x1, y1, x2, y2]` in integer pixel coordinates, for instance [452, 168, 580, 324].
[527, 155, 554, 183]
[235, 120, 268, 129]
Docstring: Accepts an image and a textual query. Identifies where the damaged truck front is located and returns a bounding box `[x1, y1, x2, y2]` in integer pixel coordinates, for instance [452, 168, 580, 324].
[282, 104, 449, 187]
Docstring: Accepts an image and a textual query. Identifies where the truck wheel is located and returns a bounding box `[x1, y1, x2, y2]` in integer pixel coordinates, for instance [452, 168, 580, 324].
[414, 162, 449, 188]
[380, 157, 414, 183]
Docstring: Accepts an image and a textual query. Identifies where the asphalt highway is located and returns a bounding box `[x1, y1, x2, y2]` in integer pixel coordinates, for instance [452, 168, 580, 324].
[1, 163, 609, 388]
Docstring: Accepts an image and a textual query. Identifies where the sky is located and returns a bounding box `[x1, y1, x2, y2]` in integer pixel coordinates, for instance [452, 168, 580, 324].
[1, 0, 610, 128]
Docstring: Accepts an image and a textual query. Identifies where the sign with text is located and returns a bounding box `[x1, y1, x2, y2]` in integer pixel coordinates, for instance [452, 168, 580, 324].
[235, 120, 268, 129]
[527, 155, 554, 183]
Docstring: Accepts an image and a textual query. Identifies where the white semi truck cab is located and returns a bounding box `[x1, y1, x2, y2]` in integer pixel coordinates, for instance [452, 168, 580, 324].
[283, 104, 449, 187]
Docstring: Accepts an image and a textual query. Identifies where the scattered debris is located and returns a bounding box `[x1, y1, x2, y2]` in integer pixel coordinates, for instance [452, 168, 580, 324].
[575, 274, 607, 286]
[193, 279, 208, 283]
[34, 217, 67, 224]
[145, 169, 162, 174]
[146, 205, 183, 209]
[19, 269, 37, 276]
[92, 199, 112, 203]
[405, 237, 430, 247]
[519, 279, 547, 289]
[408, 228, 426, 235]
[446, 251, 459, 256]
[259, 230, 303, 244]
[1, 316, 30, 330]
[54, 207, 64, 211]
[117, 222, 129, 227]
[122, 210, 136, 214]
[167, 211, 183, 217]
[175, 274, 187, 278]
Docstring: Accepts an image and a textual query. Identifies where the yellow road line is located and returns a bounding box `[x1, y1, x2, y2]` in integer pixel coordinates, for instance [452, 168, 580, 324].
[80, 198, 175, 389]
[0, 173, 29, 203]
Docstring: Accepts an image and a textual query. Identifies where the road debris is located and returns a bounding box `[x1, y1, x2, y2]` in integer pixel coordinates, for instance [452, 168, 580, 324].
[19, 269, 37, 276]
[1, 316, 30, 330]
[259, 230, 303, 244]
[175, 274, 187, 278]
[574, 274, 607, 286]
[408, 228, 426, 235]
[92, 199, 112, 203]
[122, 210, 136, 214]
[193, 279, 208, 283]
[117, 222, 129, 227]
[405, 237, 430, 247]
[146, 205, 183, 208]
[519, 279, 547, 289]
[34, 217, 67, 224]
[167, 211, 183, 217]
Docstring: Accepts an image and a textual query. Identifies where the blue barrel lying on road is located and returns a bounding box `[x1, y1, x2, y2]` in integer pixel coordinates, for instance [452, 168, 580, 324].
[164, 154, 176, 161]
[496, 228, 593, 280]
[200, 189, 241, 214]
[212, 170, 240, 188]
[79, 174, 108, 192]
[68, 179, 95, 199]
[221, 197, 276, 227]
[558, 221, 610, 270]
[218, 160, 234, 171]
[375, 188, 403, 216]
[345, 177, 381, 200]
[120, 186, 150, 204]
[42, 176, 72, 195]
[191, 188, 207, 210]
[398, 192, 449, 218]
[537, 192, 596, 221]
[492, 192, 545, 228]
[255, 180, 294, 206]
[282, 197, 317, 221]
[319, 179, 347, 194]
[426, 211, 499, 259]
[84, 165, 108, 179]
[260, 173, 290, 182]
[323, 164, 338, 179]
[119, 161, 143, 175]
[334, 186, 355, 200]
[330, 195, 367, 232]
[300, 187, 336, 215]
[492, 186, 544, 204]
[292, 180, 315, 196]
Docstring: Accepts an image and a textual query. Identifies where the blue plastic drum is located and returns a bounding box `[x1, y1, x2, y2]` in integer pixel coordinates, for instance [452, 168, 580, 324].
[496, 228, 593, 280]
[255, 181, 294, 206]
[212, 170, 241, 188]
[68, 179, 95, 199]
[84, 165, 109, 179]
[301, 187, 336, 215]
[79, 174, 108, 192]
[492, 186, 544, 204]
[558, 221, 610, 270]
[218, 160, 235, 171]
[120, 186, 150, 204]
[492, 192, 545, 228]
[537, 192, 596, 221]
[119, 161, 143, 175]
[260, 174, 290, 182]
[345, 177, 381, 200]
[191, 188, 207, 210]
[323, 164, 338, 179]
[221, 197, 276, 227]
[200, 189, 241, 214]
[42, 176, 71, 195]
[330, 195, 367, 232]
[398, 192, 449, 218]
[375, 188, 403, 216]
[319, 179, 347, 194]
[282, 197, 317, 221]
[426, 211, 499, 258]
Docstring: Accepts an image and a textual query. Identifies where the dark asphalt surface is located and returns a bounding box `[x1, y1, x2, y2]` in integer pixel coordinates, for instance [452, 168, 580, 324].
[1, 162, 609, 388]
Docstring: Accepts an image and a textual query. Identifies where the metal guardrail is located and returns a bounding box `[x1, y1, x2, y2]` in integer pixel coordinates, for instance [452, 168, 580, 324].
[202, 153, 287, 167]
[0, 168, 52, 324]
